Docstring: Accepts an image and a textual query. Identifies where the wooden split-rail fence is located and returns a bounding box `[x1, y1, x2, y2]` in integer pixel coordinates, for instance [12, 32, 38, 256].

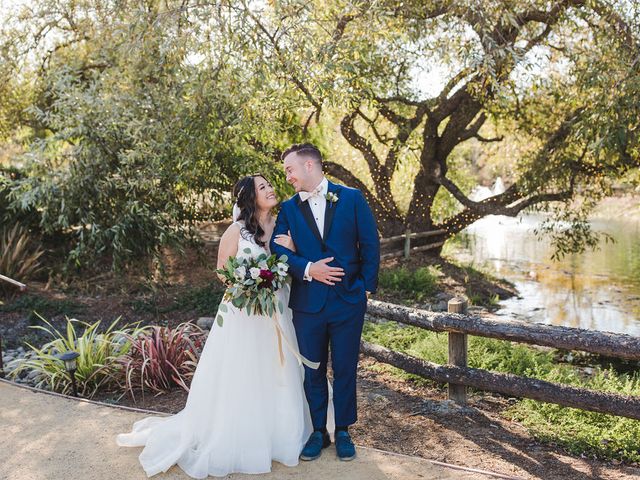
[378, 228, 448, 260]
[363, 298, 640, 420]
[0, 274, 26, 291]
[199, 225, 449, 260]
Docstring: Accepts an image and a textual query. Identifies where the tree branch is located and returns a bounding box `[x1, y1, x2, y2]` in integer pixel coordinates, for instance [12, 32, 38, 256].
[340, 111, 390, 197]
[521, 23, 552, 55]
[374, 95, 427, 107]
[244, 7, 322, 113]
[516, 1, 584, 27]
[458, 112, 487, 142]
[324, 161, 393, 222]
[503, 190, 573, 214]
[475, 133, 504, 143]
[435, 176, 479, 209]
[376, 102, 409, 126]
[437, 68, 474, 101]
[356, 109, 393, 145]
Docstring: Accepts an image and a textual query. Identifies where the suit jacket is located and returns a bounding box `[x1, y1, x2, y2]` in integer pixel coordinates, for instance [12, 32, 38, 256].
[270, 181, 380, 314]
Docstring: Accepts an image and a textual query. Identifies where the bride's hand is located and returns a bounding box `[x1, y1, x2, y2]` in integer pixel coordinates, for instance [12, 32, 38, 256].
[274, 230, 296, 253]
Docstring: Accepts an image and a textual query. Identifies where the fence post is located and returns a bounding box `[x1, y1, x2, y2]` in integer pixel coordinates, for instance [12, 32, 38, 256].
[403, 228, 411, 259]
[447, 297, 468, 404]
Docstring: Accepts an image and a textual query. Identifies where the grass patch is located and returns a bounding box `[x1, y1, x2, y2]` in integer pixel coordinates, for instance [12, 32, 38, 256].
[378, 266, 440, 301]
[362, 321, 640, 463]
[0, 294, 84, 322]
[506, 368, 640, 463]
[131, 282, 224, 315]
[172, 282, 224, 314]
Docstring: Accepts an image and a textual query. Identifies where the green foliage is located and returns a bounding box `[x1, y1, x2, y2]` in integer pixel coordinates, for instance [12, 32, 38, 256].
[1, 1, 291, 272]
[363, 322, 554, 375]
[507, 369, 640, 463]
[224, 0, 640, 254]
[362, 321, 640, 462]
[378, 266, 439, 300]
[8, 314, 144, 398]
[0, 65, 33, 143]
[6, 312, 207, 402]
[0, 167, 40, 229]
[466, 289, 501, 308]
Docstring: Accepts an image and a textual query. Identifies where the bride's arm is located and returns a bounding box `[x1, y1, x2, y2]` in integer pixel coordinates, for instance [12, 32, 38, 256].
[216, 223, 241, 281]
[270, 207, 311, 282]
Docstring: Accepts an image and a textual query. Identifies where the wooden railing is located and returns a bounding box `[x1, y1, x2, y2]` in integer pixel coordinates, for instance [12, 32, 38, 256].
[363, 298, 640, 420]
[199, 225, 449, 259]
[379, 228, 447, 260]
[0, 274, 26, 292]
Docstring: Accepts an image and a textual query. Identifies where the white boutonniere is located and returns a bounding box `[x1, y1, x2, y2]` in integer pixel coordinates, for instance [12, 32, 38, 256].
[325, 191, 339, 207]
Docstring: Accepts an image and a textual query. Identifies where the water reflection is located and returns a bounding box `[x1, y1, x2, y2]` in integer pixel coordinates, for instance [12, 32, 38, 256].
[456, 214, 640, 335]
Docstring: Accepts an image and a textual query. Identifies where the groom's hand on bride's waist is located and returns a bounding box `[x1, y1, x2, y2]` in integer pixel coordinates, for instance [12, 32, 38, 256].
[305, 257, 345, 285]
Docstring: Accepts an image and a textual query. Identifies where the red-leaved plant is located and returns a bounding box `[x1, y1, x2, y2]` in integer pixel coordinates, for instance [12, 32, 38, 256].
[117, 322, 206, 401]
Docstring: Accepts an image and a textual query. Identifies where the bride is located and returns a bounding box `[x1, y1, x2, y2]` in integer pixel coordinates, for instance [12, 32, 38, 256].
[117, 174, 314, 478]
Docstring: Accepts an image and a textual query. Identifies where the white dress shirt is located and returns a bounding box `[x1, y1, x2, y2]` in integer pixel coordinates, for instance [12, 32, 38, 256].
[302, 177, 328, 281]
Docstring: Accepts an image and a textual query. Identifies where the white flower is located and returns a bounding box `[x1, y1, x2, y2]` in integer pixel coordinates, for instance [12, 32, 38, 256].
[234, 266, 246, 280]
[325, 192, 339, 204]
[277, 262, 289, 275]
[249, 267, 261, 279]
[258, 259, 268, 270]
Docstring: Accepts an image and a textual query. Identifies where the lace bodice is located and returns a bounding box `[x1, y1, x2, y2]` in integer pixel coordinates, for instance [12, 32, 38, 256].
[235, 221, 270, 259]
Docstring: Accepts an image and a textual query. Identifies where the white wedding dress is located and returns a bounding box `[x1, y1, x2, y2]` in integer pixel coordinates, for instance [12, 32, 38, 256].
[116, 221, 313, 478]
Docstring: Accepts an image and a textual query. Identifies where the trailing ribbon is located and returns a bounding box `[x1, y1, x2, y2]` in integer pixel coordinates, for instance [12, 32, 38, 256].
[271, 312, 320, 370]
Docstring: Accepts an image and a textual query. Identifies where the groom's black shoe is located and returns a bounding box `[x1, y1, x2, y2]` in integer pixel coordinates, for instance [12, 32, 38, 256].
[300, 430, 331, 461]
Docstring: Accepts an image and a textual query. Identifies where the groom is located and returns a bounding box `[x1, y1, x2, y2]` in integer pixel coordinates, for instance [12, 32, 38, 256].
[270, 143, 380, 461]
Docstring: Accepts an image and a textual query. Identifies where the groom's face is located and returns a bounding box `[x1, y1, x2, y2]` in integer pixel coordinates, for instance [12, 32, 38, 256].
[283, 153, 312, 192]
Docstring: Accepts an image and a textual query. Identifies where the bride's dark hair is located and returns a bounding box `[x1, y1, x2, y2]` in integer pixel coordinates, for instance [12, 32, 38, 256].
[233, 174, 270, 247]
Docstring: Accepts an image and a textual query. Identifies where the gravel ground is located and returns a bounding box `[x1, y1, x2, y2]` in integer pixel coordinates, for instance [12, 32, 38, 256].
[0, 379, 506, 480]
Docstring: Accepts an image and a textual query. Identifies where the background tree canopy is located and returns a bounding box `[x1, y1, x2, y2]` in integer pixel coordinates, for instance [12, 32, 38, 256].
[227, 0, 640, 249]
[0, 0, 638, 272]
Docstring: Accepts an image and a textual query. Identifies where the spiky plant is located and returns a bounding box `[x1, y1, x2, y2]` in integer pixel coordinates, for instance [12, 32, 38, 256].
[118, 322, 206, 402]
[8, 314, 144, 398]
[0, 224, 44, 288]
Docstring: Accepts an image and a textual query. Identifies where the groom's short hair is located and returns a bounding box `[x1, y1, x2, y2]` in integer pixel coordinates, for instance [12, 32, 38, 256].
[281, 143, 323, 166]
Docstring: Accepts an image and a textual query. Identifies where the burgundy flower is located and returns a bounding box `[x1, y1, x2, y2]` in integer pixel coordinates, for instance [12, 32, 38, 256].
[258, 269, 275, 289]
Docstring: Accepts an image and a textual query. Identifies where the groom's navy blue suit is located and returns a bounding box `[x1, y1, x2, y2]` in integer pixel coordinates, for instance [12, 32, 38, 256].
[270, 180, 380, 430]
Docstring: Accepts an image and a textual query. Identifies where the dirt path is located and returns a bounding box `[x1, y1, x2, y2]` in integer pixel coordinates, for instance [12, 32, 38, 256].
[88, 357, 640, 480]
[0, 379, 516, 480]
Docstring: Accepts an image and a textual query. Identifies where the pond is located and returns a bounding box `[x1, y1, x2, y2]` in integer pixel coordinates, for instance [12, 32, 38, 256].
[455, 213, 640, 336]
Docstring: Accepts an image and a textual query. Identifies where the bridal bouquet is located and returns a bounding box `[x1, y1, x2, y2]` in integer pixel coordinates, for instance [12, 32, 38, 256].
[215, 250, 289, 326]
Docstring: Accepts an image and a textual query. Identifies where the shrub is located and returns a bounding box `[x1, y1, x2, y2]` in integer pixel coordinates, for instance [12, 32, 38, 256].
[8, 314, 142, 397]
[117, 322, 206, 401]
